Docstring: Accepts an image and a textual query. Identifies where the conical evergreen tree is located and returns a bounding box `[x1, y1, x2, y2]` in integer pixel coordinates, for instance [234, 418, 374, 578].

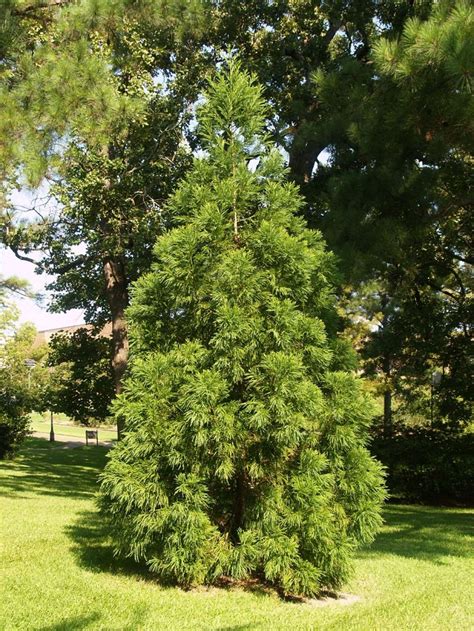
[99, 61, 385, 597]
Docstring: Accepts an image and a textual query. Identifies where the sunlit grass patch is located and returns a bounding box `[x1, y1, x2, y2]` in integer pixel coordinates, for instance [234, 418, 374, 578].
[1, 438, 473, 630]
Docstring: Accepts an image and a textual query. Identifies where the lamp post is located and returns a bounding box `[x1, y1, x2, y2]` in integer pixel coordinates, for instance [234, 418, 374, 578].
[24, 358, 36, 389]
[50, 410, 55, 442]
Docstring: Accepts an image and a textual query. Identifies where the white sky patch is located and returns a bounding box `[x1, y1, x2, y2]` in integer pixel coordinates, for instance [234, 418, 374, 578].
[0, 247, 85, 330]
[2, 185, 85, 330]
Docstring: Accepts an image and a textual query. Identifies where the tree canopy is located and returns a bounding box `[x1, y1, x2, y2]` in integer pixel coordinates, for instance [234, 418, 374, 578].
[1, 0, 472, 431]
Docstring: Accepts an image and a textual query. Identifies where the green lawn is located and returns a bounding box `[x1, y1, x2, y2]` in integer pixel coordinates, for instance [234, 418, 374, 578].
[30, 412, 117, 442]
[1, 439, 473, 630]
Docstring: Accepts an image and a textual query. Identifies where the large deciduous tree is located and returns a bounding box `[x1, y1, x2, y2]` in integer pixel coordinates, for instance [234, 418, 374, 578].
[1, 1, 207, 433]
[210, 1, 472, 430]
[99, 63, 385, 597]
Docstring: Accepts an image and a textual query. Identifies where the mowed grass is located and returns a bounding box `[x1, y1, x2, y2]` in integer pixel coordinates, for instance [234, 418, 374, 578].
[1, 439, 473, 631]
[30, 412, 117, 442]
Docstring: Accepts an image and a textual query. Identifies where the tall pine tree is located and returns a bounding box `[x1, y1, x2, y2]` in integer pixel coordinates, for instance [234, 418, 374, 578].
[99, 62, 385, 597]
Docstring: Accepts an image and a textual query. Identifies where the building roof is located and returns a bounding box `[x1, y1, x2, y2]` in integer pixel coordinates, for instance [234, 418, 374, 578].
[33, 322, 112, 348]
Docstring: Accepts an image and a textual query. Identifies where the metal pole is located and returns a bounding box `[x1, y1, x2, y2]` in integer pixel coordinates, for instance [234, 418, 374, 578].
[50, 410, 55, 442]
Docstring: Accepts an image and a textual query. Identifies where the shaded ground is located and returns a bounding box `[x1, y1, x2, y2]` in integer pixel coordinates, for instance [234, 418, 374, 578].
[0, 437, 107, 498]
[32, 431, 113, 448]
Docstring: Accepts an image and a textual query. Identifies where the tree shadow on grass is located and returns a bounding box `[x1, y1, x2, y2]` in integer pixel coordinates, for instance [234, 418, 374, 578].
[39, 605, 150, 631]
[67, 503, 473, 601]
[0, 438, 108, 499]
[39, 613, 101, 631]
[360, 504, 474, 564]
[66, 508, 268, 629]
[66, 507, 158, 582]
[67, 508, 273, 600]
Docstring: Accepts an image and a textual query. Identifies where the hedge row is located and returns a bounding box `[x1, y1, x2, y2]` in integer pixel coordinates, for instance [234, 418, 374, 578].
[372, 428, 474, 505]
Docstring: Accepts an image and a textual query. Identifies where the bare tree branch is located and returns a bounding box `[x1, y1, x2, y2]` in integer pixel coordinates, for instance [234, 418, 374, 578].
[323, 20, 344, 47]
[7, 244, 42, 269]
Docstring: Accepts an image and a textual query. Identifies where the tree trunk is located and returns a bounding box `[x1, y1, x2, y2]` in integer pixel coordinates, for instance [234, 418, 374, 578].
[289, 145, 315, 186]
[285, 91, 331, 187]
[103, 255, 129, 439]
[230, 470, 247, 543]
[381, 295, 393, 438]
[383, 378, 392, 438]
[288, 134, 324, 188]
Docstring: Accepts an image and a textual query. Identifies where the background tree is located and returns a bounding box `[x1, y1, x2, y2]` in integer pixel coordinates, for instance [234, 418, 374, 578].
[99, 63, 385, 597]
[1, 1, 208, 425]
[311, 1, 473, 431]
[0, 309, 48, 457]
[200, 1, 472, 432]
[210, 0, 472, 431]
[207, 1, 431, 187]
[46, 328, 115, 426]
[0, 274, 36, 307]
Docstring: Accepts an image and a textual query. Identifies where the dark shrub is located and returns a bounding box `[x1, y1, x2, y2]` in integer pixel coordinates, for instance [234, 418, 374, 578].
[0, 395, 31, 459]
[372, 427, 474, 505]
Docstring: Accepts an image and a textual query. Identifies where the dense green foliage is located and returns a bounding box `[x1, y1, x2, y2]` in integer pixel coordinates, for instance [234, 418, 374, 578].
[0, 309, 47, 457]
[311, 1, 473, 431]
[202, 0, 474, 432]
[99, 65, 385, 596]
[1, 0, 206, 398]
[47, 328, 114, 425]
[372, 427, 474, 505]
[2, 1, 472, 431]
[0, 400, 29, 459]
[0, 274, 35, 307]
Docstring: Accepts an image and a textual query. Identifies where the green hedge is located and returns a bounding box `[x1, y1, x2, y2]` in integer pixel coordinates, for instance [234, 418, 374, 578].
[371, 428, 474, 505]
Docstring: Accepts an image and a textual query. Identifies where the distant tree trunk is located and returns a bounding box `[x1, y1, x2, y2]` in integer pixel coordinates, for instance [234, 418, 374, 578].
[289, 144, 316, 185]
[383, 360, 392, 438]
[381, 294, 393, 438]
[103, 255, 129, 439]
[288, 132, 324, 188]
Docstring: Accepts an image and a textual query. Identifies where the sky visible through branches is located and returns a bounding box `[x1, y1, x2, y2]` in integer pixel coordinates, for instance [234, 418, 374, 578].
[1, 188, 85, 329]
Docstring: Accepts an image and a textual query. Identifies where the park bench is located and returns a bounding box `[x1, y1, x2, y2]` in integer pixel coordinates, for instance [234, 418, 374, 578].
[85, 430, 99, 446]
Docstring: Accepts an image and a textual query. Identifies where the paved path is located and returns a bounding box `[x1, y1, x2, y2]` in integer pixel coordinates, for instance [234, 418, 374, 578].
[33, 431, 113, 448]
